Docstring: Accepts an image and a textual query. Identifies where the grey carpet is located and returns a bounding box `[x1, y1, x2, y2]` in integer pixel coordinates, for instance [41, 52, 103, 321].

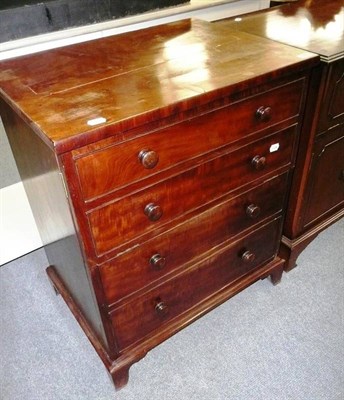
[1, 219, 343, 400]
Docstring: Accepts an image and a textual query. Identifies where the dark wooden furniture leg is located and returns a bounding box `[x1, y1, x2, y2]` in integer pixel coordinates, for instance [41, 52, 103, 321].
[270, 263, 284, 285]
[280, 235, 317, 271]
[46, 266, 144, 390]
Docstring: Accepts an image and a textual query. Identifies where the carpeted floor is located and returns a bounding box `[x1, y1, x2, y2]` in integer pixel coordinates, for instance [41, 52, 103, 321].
[1, 219, 343, 400]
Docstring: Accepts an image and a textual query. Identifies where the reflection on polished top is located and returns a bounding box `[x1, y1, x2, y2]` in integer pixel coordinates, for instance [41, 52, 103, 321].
[226, 0, 344, 61]
[0, 19, 318, 153]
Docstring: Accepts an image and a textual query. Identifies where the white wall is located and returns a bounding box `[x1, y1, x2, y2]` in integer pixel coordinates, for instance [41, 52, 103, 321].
[0, 0, 270, 265]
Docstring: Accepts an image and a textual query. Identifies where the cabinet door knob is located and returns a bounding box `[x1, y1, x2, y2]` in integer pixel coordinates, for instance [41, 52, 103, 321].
[251, 155, 266, 170]
[256, 106, 272, 122]
[246, 204, 261, 218]
[144, 203, 163, 221]
[241, 250, 256, 263]
[155, 301, 169, 316]
[138, 149, 159, 169]
[150, 254, 166, 270]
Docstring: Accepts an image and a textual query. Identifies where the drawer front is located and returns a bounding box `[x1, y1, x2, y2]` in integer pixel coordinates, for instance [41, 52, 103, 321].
[110, 218, 282, 351]
[100, 173, 288, 305]
[75, 79, 304, 201]
[88, 125, 296, 256]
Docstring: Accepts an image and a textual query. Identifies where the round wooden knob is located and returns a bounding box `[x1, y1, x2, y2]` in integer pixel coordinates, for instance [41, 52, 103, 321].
[144, 203, 163, 221]
[241, 250, 256, 263]
[138, 149, 159, 169]
[246, 204, 261, 218]
[256, 106, 272, 122]
[251, 155, 266, 170]
[155, 301, 169, 316]
[150, 254, 166, 270]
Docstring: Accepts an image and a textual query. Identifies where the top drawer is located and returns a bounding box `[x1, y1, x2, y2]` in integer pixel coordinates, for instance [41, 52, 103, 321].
[74, 79, 304, 201]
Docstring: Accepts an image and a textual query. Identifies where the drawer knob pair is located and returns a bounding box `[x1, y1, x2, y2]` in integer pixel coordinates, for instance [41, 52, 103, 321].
[241, 250, 256, 263]
[256, 106, 272, 122]
[155, 300, 169, 316]
[251, 155, 266, 170]
[246, 204, 261, 219]
[144, 203, 163, 221]
[150, 254, 166, 270]
[138, 149, 159, 169]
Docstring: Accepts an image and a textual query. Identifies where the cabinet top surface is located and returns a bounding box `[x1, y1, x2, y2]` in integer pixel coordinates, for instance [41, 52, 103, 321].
[221, 0, 344, 62]
[0, 19, 318, 153]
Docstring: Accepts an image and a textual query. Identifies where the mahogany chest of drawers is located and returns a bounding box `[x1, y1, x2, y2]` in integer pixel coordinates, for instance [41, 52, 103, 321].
[220, 0, 344, 270]
[0, 19, 318, 389]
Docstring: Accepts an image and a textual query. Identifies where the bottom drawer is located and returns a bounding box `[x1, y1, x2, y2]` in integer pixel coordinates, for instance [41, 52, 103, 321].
[109, 218, 282, 351]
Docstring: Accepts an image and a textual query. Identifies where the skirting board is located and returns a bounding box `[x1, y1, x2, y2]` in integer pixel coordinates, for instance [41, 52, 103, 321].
[0, 182, 42, 265]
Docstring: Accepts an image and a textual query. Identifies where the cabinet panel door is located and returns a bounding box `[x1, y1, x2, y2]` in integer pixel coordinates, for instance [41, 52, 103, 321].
[317, 60, 344, 134]
[303, 124, 344, 228]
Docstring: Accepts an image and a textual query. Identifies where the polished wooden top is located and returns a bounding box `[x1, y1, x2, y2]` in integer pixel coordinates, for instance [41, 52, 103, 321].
[220, 0, 344, 62]
[0, 19, 318, 153]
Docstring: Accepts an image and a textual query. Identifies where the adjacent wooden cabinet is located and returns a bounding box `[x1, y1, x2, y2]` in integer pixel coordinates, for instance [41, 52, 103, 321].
[220, 0, 344, 270]
[0, 19, 318, 389]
